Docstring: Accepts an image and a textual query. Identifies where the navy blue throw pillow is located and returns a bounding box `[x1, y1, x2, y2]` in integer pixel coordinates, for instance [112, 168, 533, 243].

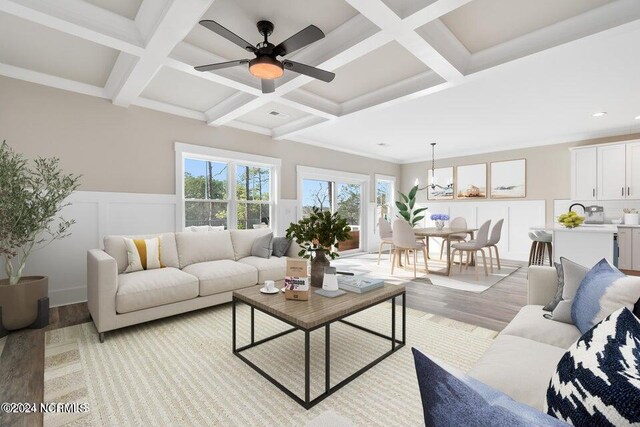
[412, 348, 565, 427]
[546, 308, 640, 426]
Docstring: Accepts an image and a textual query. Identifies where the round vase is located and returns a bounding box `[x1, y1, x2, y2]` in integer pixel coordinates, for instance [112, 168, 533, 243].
[310, 250, 330, 287]
[435, 220, 445, 230]
[0, 276, 48, 330]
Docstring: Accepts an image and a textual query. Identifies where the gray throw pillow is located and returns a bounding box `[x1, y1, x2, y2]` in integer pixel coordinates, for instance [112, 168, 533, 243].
[543, 263, 564, 312]
[547, 257, 589, 324]
[251, 233, 273, 259]
[271, 237, 292, 258]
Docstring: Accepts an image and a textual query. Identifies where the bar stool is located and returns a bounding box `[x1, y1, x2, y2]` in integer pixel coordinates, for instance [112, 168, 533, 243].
[528, 231, 552, 266]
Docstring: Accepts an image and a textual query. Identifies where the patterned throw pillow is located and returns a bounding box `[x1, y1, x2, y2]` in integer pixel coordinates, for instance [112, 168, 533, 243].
[412, 348, 566, 427]
[543, 263, 564, 312]
[548, 257, 589, 324]
[571, 259, 640, 334]
[124, 237, 164, 273]
[545, 308, 640, 426]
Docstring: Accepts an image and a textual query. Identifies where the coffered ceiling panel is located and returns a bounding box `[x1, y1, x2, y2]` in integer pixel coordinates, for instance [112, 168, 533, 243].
[301, 41, 430, 104]
[83, 0, 143, 19]
[183, 0, 359, 61]
[380, 0, 435, 19]
[141, 67, 237, 112]
[234, 101, 309, 129]
[0, 12, 119, 86]
[440, 0, 614, 53]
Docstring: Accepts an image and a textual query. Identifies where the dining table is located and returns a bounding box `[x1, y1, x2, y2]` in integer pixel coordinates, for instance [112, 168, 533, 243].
[413, 227, 478, 276]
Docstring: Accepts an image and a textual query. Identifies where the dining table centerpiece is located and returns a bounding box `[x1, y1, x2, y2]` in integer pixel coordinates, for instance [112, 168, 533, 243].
[430, 214, 450, 230]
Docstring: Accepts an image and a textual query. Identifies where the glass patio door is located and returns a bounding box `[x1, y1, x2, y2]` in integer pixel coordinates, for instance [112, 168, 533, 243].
[302, 179, 363, 252]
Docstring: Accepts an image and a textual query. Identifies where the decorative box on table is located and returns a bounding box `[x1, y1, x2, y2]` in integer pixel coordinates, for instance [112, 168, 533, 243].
[284, 259, 310, 301]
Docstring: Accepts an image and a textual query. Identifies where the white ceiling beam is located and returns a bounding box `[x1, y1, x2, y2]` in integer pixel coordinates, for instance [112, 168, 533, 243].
[205, 93, 266, 126]
[225, 121, 271, 137]
[279, 90, 340, 119]
[110, 0, 214, 107]
[0, 0, 144, 55]
[132, 97, 206, 121]
[272, 116, 329, 140]
[0, 62, 108, 98]
[403, 0, 474, 30]
[467, 0, 640, 74]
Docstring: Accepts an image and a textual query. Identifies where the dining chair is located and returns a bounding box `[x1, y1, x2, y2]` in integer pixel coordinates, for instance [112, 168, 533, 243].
[484, 219, 504, 272]
[439, 216, 468, 259]
[377, 218, 394, 265]
[450, 220, 491, 278]
[391, 219, 428, 278]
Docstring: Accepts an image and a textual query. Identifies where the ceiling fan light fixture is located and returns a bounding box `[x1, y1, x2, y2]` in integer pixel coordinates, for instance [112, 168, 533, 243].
[249, 56, 283, 79]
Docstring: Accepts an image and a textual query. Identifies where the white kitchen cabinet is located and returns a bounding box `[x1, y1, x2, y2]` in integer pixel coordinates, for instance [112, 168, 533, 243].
[571, 147, 597, 200]
[597, 144, 626, 200]
[633, 229, 640, 271]
[617, 228, 632, 270]
[627, 142, 640, 199]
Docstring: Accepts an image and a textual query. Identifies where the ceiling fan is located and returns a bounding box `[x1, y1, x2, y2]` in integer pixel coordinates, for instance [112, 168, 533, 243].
[194, 20, 335, 94]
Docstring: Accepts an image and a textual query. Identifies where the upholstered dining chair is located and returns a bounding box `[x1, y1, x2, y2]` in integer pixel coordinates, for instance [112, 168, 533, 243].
[391, 219, 428, 278]
[484, 219, 504, 273]
[377, 218, 394, 265]
[450, 220, 491, 278]
[439, 216, 468, 259]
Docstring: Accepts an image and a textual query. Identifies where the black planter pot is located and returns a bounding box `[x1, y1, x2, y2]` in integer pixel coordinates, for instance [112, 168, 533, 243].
[310, 250, 330, 287]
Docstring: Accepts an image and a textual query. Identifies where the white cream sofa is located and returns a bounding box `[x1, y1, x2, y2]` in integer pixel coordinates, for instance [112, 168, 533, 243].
[87, 229, 296, 342]
[467, 265, 581, 412]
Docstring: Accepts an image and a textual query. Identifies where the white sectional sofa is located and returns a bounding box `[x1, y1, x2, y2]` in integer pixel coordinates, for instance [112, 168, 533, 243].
[87, 228, 296, 342]
[467, 265, 583, 411]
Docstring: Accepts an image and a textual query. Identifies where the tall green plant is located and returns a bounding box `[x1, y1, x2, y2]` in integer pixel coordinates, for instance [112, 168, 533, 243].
[286, 207, 351, 260]
[395, 185, 428, 227]
[0, 141, 81, 285]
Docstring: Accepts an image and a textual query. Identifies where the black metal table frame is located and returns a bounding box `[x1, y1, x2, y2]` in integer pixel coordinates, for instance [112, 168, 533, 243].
[232, 292, 406, 410]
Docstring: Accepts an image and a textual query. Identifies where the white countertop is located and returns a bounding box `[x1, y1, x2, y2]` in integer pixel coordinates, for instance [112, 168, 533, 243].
[532, 224, 640, 234]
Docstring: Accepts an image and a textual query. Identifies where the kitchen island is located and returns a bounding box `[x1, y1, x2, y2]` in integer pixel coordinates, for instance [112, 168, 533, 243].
[532, 225, 617, 267]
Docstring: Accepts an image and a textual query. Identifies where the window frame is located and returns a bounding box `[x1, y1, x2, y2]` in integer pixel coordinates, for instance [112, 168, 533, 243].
[175, 142, 281, 232]
[375, 174, 396, 234]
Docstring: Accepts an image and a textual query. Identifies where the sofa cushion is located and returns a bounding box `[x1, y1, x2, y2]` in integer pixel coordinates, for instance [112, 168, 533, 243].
[182, 260, 258, 296]
[571, 258, 640, 334]
[175, 230, 235, 268]
[467, 335, 567, 411]
[238, 256, 286, 284]
[272, 237, 292, 257]
[116, 267, 198, 314]
[251, 233, 273, 259]
[501, 305, 582, 349]
[412, 348, 566, 427]
[105, 233, 179, 274]
[230, 229, 273, 261]
[546, 307, 640, 426]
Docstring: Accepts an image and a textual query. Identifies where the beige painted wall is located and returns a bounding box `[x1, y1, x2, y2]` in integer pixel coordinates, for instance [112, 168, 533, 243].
[401, 132, 640, 226]
[0, 77, 399, 201]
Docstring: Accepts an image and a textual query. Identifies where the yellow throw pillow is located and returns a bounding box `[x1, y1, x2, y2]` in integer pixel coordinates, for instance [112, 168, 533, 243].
[124, 237, 164, 273]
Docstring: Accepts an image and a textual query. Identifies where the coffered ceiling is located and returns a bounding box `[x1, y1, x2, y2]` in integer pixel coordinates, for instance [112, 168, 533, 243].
[0, 0, 639, 163]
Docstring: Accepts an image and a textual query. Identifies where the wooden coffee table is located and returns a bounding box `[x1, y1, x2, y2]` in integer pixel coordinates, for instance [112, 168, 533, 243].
[232, 283, 406, 409]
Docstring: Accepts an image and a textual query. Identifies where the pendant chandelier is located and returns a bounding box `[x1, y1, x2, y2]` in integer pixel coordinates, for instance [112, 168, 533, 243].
[415, 143, 454, 191]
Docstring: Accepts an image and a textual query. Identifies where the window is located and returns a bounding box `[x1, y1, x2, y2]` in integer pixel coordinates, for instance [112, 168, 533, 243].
[184, 158, 228, 228]
[375, 175, 395, 229]
[177, 143, 280, 231]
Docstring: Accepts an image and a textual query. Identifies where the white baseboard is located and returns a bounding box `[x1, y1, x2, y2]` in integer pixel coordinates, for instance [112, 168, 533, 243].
[49, 286, 87, 307]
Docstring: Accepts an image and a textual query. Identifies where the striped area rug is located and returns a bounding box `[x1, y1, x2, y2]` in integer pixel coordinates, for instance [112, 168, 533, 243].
[44, 302, 497, 426]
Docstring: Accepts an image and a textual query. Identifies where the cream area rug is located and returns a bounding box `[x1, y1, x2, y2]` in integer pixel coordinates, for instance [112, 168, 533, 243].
[333, 253, 520, 293]
[43, 302, 497, 426]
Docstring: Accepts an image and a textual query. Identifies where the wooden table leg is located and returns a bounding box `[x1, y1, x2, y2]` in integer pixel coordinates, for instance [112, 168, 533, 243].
[445, 236, 452, 276]
[468, 231, 476, 266]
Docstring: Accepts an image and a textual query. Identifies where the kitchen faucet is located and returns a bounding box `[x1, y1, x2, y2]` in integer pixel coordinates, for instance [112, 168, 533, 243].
[569, 203, 586, 213]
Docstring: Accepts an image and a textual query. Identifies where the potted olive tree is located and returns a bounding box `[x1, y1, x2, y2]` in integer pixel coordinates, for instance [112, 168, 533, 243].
[286, 207, 351, 287]
[0, 141, 80, 332]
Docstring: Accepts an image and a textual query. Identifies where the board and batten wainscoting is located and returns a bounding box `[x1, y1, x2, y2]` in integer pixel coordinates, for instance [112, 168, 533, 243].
[413, 200, 546, 262]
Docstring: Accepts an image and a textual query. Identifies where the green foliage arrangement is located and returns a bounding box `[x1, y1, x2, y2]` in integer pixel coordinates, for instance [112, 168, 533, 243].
[395, 185, 428, 227]
[558, 211, 585, 228]
[285, 207, 351, 260]
[0, 141, 81, 285]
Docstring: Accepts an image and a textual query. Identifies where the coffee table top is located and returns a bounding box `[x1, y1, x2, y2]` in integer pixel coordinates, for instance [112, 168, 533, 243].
[233, 283, 405, 330]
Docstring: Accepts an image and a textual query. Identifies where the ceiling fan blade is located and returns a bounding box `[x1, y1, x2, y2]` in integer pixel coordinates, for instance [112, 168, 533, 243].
[283, 60, 335, 83]
[261, 79, 275, 94]
[194, 59, 249, 72]
[199, 20, 256, 52]
[274, 25, 324, 57]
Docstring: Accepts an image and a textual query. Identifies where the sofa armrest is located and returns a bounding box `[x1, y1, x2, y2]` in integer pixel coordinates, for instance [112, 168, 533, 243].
[527, 265, 558, 306]
[87, 249, 118, 333]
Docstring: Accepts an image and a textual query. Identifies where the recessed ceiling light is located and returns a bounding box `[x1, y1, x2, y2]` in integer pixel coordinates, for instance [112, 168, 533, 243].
[376, 143, 389, 147]
[592, 112, 607, 117]
[268, 111, 289, 118]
